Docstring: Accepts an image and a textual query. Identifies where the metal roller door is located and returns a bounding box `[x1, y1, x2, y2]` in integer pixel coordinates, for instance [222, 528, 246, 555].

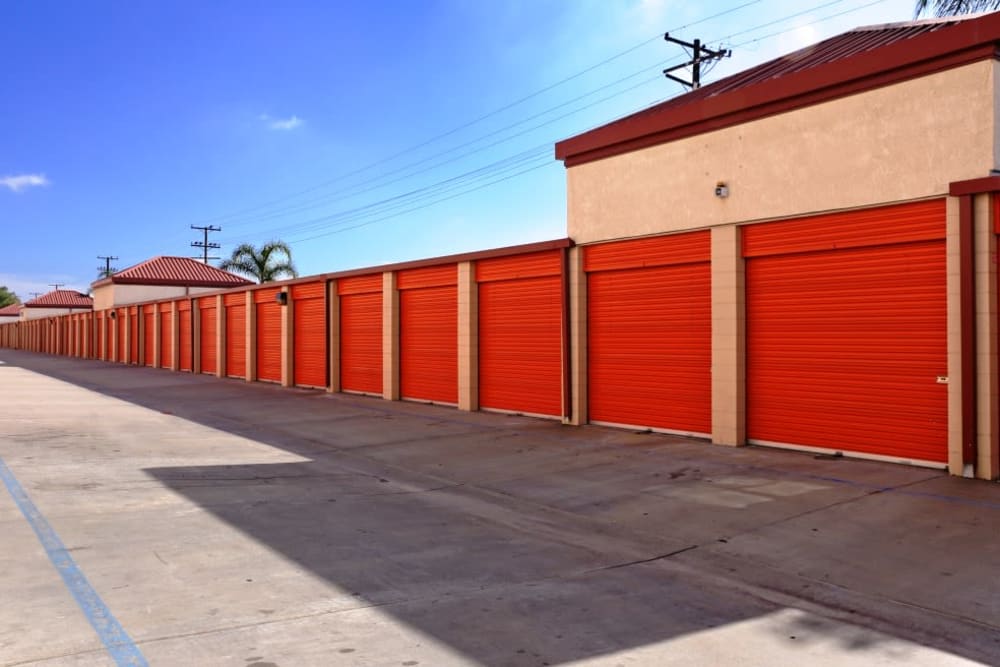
[199, 299, 217, 375]
[586, 231, 712, 435]
[225, 294, 246, 379]
[339, 275, 383, 394]
[293, 282, 327, 388]
[158, 303, 173, 368]
[103, 312, 113, 361]
[477, 250, 563, 417]
[117, 309, 126, 362]
[129, 307, 139, 364]
[143, 306, 155, 366]
[744, 200, 947, 465]
[399, 265, 458, 404]
[178, 301, 193, 372]
[255, 288, 282, 383]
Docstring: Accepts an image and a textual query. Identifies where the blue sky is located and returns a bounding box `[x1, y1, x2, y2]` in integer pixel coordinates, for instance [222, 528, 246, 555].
[1, 0, 919, 297]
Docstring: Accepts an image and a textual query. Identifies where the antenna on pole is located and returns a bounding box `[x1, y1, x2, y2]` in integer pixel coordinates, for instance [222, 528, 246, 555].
[97, 255, 119, 277]
[191, 225, 222, 263]
[48, 283, 65, 291]
[29, 292, 42, 299]
[663, 33, 731, 90]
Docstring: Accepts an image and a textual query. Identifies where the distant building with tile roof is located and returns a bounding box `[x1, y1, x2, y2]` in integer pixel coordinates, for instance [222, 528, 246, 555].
[0, 303, 22, 324]
[91, 256, 252, 309]
[21, 290, 93, 320]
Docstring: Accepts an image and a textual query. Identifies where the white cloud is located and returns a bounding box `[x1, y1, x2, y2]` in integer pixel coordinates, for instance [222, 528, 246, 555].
[259, 113, 303, 131]
[0, 173, 49, 193]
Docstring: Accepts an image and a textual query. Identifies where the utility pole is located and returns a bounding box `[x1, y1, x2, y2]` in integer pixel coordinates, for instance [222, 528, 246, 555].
[29, 292, 41, 299]
[663, 33, 731, 90]
[48, 283, 65, 291]
[190, 225, 222, 263]
[97, 255, 119, 277]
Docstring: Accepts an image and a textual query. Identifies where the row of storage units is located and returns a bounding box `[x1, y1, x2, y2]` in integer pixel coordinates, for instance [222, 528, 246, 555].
[0, 204, 960, 470]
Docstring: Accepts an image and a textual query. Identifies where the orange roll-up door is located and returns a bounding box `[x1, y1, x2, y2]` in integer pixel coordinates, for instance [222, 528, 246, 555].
[255, 288, 282, 383]
[199, 298, 217, 375]
[129, 307, 139, 364]
[744, 200, 947, 465]
[143, 305, 155, 366]
[339, 275, 383, 394]
[158, 302, 173, 368]
[178, 300, 193, 372]
[117, 309, 126, 363]
[225, 293, 246, 379]
[399, 265, 457, 404]
[293, 282, 326, 388]
[477, 250, 563, 417]
[586, 231, 711, 435]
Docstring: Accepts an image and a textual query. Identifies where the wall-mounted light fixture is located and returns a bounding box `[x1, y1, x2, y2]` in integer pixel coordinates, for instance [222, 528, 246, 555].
[276, 292, 288, 306]
[715, 181, 729, 199]
[109, 311, 117, 320]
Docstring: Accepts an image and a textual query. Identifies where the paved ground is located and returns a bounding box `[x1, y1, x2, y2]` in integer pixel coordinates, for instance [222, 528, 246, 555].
[0, 349, 998, 667]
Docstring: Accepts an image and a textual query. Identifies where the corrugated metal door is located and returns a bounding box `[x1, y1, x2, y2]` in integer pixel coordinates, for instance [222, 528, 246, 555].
[225, 294, 246, 378]
[744, 200, 947, 464]
[255, 288, 282, 383]
[339, 275, 383, 394]
[477, 250, 563, 417]
[199, 299, 217, 375]
[293, 282, 327, 388]
[586, 231, 712, 435]
[178, 300, 193, 372]
[129, 307, 139, 364]
[144, 306, 155, 366]
[158, 303, 173, 368]
[399, 265, 458, 404]
[117, 309, 126, 362]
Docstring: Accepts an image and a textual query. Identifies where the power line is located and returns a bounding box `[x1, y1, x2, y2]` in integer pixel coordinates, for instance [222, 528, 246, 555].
[96, 255, 119, 276]
[187, 1, 768, 228]
[190, 225, 221, 263]
[48, 283, 65, 291]
[218, 0, 887, 246]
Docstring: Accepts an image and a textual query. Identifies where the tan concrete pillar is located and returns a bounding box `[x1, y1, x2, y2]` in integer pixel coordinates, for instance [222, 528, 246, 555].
[153, 306, 162, 369]
[328, 280, 341, 393]
[281, 287, 293, 388]
[111, 313, 119, 362]
[193, 302, 202, 374]
[457, 261, 478, 412]
[123, 310, 130, 364]
[216, 294, 225, 378]
[975, 193, 999, 480]
[383, 271, 400, 401]
[567, 246, 587, 425]
[946, 196, 966, 476]
[711, 225, 747, 446]
[246, 291, 256, 383]
[170, 301, 180, 371]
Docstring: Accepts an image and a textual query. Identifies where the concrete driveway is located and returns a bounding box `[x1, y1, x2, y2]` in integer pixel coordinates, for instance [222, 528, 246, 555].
[0, 349, 998, 666]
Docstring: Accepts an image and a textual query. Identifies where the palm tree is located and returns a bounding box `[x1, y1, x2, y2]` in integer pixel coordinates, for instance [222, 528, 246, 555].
[915, 0, 1000, 16]
[219, 241, 299, 283]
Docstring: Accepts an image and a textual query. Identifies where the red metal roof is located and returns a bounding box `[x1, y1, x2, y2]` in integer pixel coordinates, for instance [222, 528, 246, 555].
[556, 13, 1000, 166]
[93, 256, 253, 288]
[23, 290, 94, 309]
[0, 304, 21, 316]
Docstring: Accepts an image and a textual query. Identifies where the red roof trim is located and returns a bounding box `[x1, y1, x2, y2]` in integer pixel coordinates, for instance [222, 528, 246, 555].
[92, 256, 253, 289]
[556, 14, 1000, 166]
[949, 175, 1000, 195]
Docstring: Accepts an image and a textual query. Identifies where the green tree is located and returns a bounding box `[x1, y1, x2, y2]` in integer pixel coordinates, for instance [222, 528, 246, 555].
[915, 0, 1000, 16]
[0, 286, 20, 308]
[219, 241, 299, 283]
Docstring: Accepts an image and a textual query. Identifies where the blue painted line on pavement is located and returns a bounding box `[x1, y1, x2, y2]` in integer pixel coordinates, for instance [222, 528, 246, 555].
[0, 455, 148, 666]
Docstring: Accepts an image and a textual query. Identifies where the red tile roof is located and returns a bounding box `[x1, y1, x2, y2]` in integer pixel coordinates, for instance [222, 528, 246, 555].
[23, 290, 94, 309]
[93, 256, 253, 288]
[0, 304, 21, 316]
[556, 13, 999, 165]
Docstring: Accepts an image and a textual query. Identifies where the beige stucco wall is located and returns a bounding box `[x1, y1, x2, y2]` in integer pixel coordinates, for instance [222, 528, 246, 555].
[95, 284, 225, 309]
[0, 315, 19, 324]
[568, 61, 997, 243]
[22, 307, 91, 320]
